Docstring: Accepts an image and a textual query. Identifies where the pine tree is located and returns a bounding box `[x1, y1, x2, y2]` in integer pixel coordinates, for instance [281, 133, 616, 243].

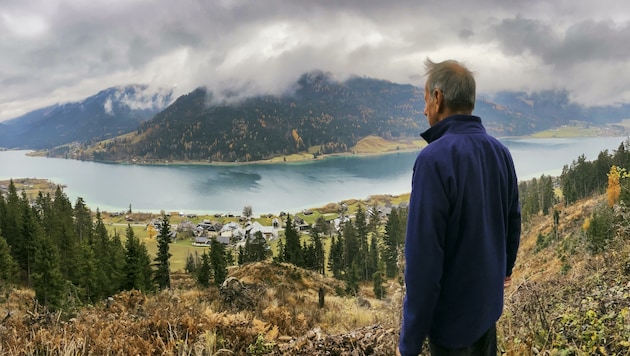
[154, 214, 172, 290]
[196, 250, 211, 288]
[248, 231, 270, 263]
[540, 175, 555, 215]
[274, 239, 285, 263]
[238, 245, 245, 265]
[124, 225, 153, 292]
[372, 271, 386, 299]
[51, 187, 81, 285]
[2, 180, 20, 233]
[283, 215, 302, 266]
[354, 205, 369, 280]
[32, 234, 65, 310]
[93, 210, 118, 298]
[342, 221, 358, 275]
[384, 208, 402, 278]
[313, 228, 325, 275]
[368, 234, 380, 281]
[210, 237, 228, 286]
[0, 233, 18, 287]
[313, 215, 331, 237]
[345, 262, 360, 295]
[17, 191, 40, 285]
[1, 181, 21, 280]
[185, 251, 198, 274]
[305, 227, 325, 275]
[73, 197, 93, 244]
[76, 241, 98, 302]
[106, 230, 127, 295]
[328, 232, 344, 279]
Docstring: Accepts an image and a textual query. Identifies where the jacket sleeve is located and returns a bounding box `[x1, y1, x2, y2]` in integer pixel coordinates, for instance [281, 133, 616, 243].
[505, 162, 521, 277]
[398, 154, 451, 356]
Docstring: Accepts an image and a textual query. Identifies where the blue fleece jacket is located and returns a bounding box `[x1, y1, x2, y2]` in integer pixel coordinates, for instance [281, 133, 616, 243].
[399, 115, 521, 355]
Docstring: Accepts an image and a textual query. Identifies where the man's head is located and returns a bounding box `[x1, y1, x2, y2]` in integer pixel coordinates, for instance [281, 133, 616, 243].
[423, 58, 476, 126]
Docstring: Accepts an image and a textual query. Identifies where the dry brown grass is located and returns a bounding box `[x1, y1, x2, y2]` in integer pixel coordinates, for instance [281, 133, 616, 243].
[5, 194, 630, 355]
[0, 263, 402, 355]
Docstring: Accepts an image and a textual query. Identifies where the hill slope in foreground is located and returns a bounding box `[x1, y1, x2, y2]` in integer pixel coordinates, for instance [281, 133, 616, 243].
[2, 195, 630, 355]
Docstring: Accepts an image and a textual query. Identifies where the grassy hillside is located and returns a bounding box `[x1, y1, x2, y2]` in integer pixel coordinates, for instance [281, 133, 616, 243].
[2, 193, 630, 355]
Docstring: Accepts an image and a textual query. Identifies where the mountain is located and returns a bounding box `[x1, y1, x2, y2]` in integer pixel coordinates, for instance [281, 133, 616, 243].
[86, 72, 630, 163]
[0, 85, 174, 149]
[80, 72, 424, 162]
[12, 72, 630, 161]
[489, 90, 630, 126]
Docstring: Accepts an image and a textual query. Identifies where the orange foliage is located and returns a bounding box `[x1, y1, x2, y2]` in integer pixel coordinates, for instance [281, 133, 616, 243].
[607, 165, 622, 207]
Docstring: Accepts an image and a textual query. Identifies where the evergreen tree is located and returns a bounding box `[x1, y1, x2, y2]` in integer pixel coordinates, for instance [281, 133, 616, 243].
[210, 237, 228, 286]
[0, 233, 18, 287]
[185, 251, 198, 273]
[274, 239, 285, 263]
[384, 208, 403, 278]
[302, 240, 315, 270]
[196, 250, 211, 288]
[16, 191, 40, 285]
[540, 175, 555, 215]
[372, 271, 386, 299]
[584, 204, 615, 254]
[154, 214, 172, 290]
[345, 262, 360, 295]
[1, 181, 21, 278]
[32, 234, 65, 310]
[313, 215, 331, 237]
[312, 228, 325, 275]
[368, 234, 380, 281]
[283, 215, 302, 266]
[226, 248, 235, 266]
[247, 231, 270, 263]
[328, 232, 344, 279]
[73, 197, 93, 244]
[105, 229, 127, 295]
[51, 187, 81, 285]
[76, 241, 98, 302]
[238, 245, 245, 265]
[93, 210, 115, 297]
[342, 221, 358, 275]
[124, 225, 153, 292]
[354, 205, 369, 280]
[304, 227, 325, 275]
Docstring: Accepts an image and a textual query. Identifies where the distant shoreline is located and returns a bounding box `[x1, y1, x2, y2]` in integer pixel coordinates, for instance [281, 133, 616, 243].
[28, 136, 426, 167]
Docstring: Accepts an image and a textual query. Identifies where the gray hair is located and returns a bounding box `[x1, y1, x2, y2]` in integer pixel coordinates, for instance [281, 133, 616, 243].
[424, 58, 476, 112]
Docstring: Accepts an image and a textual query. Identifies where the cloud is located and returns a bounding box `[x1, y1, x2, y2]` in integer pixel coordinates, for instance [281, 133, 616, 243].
[1, 0, 630, 120]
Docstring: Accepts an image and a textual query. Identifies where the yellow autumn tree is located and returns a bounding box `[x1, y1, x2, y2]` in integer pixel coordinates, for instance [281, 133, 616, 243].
[607, 165, 622, 207]
[147, 223, 157, 239]
[291, 128, 304, 149]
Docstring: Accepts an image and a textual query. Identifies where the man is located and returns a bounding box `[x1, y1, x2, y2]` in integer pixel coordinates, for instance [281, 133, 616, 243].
[398, 59, 521, 356]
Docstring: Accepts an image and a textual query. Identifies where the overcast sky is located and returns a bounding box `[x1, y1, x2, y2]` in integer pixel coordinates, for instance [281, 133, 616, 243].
[1, 0, 629, 121]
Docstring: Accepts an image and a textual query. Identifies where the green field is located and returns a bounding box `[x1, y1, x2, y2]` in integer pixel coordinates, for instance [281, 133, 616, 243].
[106, 224, 209, 272]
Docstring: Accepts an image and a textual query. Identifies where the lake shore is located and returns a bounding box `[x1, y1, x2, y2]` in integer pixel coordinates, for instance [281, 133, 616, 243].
[30, 135, 426, 167]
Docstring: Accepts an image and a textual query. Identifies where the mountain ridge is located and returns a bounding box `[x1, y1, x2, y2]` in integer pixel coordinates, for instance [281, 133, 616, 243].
[0, 85, 174, 149]
[4, 72, 630, 161]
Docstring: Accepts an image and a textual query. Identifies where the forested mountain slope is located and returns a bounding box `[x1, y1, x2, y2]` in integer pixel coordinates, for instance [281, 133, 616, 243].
[68, 72, 630, 163]
[0, 85, 173, 149]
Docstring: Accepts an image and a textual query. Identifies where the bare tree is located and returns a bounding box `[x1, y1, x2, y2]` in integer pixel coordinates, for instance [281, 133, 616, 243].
[242, 205, 253, 218]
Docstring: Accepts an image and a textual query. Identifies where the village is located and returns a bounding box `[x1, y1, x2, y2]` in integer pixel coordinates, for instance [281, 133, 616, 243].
[144, 208, 350, 248]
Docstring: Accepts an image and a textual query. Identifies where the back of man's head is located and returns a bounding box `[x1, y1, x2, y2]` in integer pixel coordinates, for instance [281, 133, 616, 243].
[424, 58, 476, 112]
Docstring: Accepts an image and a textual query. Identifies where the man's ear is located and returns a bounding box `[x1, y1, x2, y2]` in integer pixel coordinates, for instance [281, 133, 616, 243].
[434, 89, 444, 113]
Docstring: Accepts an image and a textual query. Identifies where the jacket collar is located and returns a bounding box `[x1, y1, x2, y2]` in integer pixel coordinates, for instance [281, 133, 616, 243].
[420, 115, 485, 143]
